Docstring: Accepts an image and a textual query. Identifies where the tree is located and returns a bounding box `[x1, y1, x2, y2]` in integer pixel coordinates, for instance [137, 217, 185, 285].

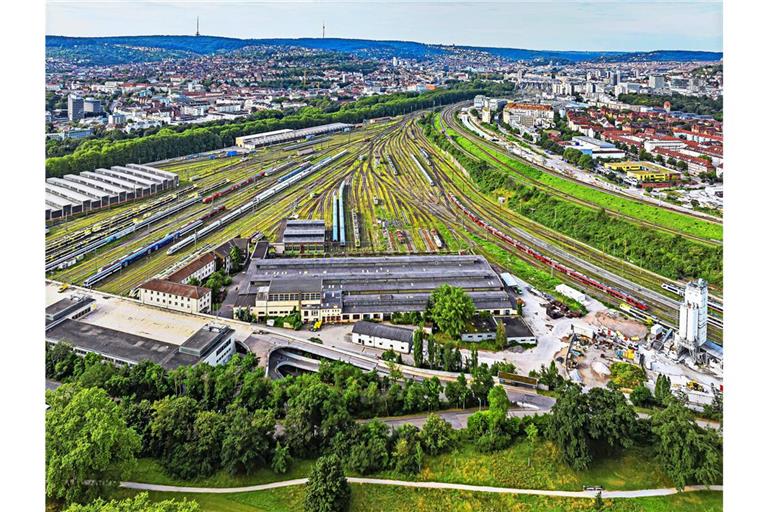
[655, 375, 672, 405]
[630, 385, 656, 408]
[495, 321, 507, 350]
[229, 245, 244, 273]
[304, 454, 351, 512]
[283, 382, 351, 457]
[651, 399, 722, 489]
[419, 414, 456, 455]
[46, 342, 80, 381]
[445, 373, 471, 409]
[271, 441, 292, 474]
[63, 492, 199, 512]
[412, 328, 424, 368]
[525, 422, 539, 467]
[470, 365, 494, 408]
[346, 420, 391, 474]
[149, 396, 200, 477]
[488, 385, 510, 415]
[549, 385, 638, 470]
[430, 284, 476, 338]
[470, 347, 479, 372]
[427, 336, 436, 369]
[594, 491, 604, 511]
[46, 385, 141, 504]
[190, 410, 226, 477]
[188, 277, 200, 286]
[424, 376, 442, 411]
[392, 425, 424, 475]
[221, 407, 276, 475]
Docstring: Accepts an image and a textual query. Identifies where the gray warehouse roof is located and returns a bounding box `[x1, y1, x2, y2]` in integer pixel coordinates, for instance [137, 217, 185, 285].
[352, 321, 414, 344]
[238, 254, 513, 313]
[46, 319, 197, 369]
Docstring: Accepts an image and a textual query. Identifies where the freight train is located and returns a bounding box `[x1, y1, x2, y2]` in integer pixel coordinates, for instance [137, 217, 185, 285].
[167, 151, 348, 255]
[202, 173, 263, 204]
[449, 194, 649, 311]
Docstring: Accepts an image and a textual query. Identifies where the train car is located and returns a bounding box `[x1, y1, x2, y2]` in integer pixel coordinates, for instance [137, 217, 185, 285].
[431, 229, 443, 249]
[448, 194, 648, 311]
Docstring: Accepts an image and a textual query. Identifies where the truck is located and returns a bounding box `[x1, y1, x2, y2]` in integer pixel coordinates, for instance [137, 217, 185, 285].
[226, 150, 238, 157]
[310, 320, 322, 332]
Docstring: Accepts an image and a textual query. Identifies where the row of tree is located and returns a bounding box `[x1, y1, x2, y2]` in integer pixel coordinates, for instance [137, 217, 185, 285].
[46, 83, 512, 178]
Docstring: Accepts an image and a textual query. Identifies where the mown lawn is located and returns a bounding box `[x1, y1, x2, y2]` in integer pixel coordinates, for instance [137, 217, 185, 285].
[118, 486, 722, 512]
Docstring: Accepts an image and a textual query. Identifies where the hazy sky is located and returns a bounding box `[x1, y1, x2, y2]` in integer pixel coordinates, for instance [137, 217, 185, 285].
[46, 1, 723, 52]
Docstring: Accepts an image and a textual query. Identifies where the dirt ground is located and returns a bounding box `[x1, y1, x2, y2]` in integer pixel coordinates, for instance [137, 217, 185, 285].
[587, 310, 648, 339]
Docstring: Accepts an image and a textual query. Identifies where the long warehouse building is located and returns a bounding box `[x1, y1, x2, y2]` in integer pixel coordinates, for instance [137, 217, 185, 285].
[233, 254, 515, 324]
[235, 123, 352, 149]
[46, 164, 177, 221]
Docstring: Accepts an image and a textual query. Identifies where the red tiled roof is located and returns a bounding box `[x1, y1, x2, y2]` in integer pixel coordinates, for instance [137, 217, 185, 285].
[166, 253, 216, 283]
[138, 279, 210, 300]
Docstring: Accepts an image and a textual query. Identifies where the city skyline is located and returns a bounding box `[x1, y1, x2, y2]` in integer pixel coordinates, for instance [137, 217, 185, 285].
[47, 0, 723, 52]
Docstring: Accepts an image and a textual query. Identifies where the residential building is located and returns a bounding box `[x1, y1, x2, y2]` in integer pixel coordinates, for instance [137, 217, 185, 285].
[166, 253, 217, 285]
[502, 103, 554, 128]
[68, 94, 84, 122]
[83, 98, 103, 114]
[138, 279, 212, 313]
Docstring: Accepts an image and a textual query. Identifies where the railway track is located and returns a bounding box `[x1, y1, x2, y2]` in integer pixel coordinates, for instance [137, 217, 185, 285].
[411, 114, 723, 338]
[445, 103, 722, 235]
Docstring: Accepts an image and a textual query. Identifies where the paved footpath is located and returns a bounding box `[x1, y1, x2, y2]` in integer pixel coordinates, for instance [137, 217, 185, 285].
[121, 478, 722, 499]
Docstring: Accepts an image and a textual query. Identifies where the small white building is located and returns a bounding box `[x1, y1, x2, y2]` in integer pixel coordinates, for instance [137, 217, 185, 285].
[138, 279, 212, 314]
[351, 321, 413, 354]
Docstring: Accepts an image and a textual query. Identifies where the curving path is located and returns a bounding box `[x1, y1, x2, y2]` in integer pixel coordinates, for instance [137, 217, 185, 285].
[120, 478, 722, 499]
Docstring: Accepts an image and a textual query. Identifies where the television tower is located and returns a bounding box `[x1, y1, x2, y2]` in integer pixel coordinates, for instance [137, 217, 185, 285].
[322, 21, 325, 39]
[196, 16, 200, 37]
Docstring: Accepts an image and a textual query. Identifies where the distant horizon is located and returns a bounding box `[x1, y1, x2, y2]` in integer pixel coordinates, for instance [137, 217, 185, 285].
[46, 1, 723, 53]
[44, 33, 723, 55]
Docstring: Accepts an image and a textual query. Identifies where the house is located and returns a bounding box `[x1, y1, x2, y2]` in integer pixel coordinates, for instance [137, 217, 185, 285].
[213, 237, 250, 273]
[459, 316, 537, 345]
[351, 321, 414, 354]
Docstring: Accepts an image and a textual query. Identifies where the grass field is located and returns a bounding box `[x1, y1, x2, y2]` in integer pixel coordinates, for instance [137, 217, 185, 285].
[452, 133, 723, 242]
[128, 458, 315, 488]
[128, 439, 674, 493]
[117, 485, 722, 512]
[116, 439, 721, 511]
[377, 441, 672, 492]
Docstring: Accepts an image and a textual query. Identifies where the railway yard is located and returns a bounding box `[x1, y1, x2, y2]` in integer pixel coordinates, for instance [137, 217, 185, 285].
[45, 105, 723, 346]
